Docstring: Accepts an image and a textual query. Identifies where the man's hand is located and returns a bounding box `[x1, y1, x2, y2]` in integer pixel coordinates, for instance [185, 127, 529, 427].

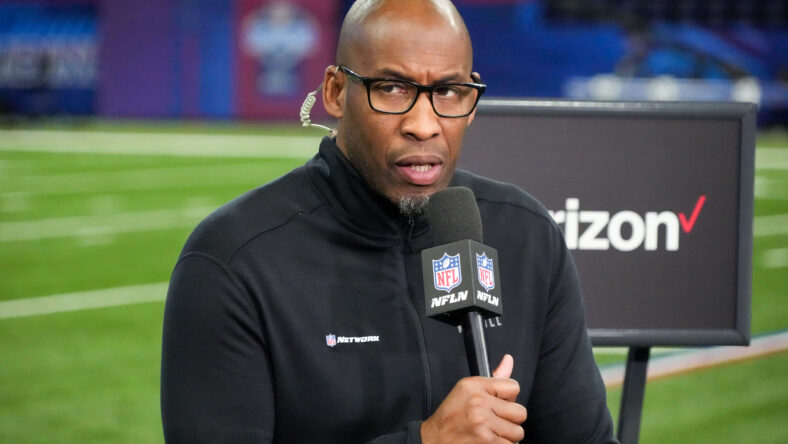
[420, 354, 528, 444]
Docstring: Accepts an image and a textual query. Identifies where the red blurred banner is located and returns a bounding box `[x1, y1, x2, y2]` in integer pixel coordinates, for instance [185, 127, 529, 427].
[235, 0, 338, 120]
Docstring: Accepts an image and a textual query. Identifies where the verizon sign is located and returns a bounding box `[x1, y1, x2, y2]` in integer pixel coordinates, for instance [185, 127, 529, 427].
[461, 100, 754, 346]
[549, 196, 706, 251]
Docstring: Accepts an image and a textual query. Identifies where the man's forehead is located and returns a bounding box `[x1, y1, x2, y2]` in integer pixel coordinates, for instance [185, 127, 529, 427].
[337, 0, 472, 69]
[363, 0, 460, 24]
[346, 0, 456, 22]
[357, 0, 465, 40]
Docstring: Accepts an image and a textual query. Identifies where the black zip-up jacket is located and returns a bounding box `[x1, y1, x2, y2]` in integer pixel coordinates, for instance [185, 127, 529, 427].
[161, 137, 616, 443]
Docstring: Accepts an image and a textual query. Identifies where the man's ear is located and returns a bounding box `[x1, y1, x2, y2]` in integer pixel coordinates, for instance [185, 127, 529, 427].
[323, 65, 345, 119]
[466, 71, 482, 126]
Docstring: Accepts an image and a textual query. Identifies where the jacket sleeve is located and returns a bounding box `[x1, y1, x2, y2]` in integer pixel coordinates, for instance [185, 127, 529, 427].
[365, 421, 423, 444]
[524, 224, 619, 444]
[161, 253, 274, 443]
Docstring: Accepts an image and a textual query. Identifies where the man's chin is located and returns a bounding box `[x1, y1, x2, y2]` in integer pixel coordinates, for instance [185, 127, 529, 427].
[397, 193, 430, 218]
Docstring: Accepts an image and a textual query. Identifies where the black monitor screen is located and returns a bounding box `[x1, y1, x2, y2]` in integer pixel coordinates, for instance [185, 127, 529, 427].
[460, 100, 754, 346]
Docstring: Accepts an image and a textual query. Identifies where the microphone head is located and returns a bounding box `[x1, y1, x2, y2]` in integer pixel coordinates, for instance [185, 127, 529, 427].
[427, 186, 483, 245]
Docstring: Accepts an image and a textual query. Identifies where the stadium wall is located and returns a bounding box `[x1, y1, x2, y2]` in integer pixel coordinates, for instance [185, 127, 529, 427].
[2, 0, 787, 123]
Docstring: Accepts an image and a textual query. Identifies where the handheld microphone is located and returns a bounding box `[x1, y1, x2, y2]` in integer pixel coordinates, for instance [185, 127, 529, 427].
[422, 187, 502, 377]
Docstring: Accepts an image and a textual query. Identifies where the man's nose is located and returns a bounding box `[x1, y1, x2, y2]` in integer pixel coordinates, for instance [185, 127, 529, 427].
[400, 92, 441, 141]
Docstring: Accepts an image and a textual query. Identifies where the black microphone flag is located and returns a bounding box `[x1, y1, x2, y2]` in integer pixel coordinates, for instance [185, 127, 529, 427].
[422, 187, 503, 376]
[422, 239, 502, 321]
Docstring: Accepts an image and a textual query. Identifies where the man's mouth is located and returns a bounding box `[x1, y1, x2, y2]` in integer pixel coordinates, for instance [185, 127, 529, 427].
[395, 159, 443, 186]
[409, 164, 434, 173]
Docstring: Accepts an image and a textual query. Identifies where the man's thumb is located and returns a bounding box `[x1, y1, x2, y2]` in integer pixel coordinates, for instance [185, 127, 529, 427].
[492, 354, 514, 379]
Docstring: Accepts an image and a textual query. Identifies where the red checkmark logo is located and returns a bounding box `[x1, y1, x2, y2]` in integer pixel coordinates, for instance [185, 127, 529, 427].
[679, 195, 706, 233]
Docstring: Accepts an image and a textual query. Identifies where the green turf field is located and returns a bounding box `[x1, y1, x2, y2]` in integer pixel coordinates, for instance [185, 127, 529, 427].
[1, 123, 786, 443]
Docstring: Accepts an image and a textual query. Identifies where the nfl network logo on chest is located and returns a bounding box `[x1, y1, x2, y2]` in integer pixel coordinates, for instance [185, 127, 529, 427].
[476, 253, 495, 291]
[325, 334, 336, 347]
[433, 253, 462, 292]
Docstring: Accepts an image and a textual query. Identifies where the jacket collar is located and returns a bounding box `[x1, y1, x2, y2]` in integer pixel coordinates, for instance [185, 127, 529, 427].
[306, 137, 431, 248]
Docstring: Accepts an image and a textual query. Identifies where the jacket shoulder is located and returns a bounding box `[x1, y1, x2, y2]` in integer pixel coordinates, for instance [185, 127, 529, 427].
[453, 169, 554, 224]
[180, 165, 320, 263]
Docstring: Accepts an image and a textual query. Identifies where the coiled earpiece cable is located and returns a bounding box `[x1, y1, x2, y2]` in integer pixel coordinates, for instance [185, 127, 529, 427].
[299, 66, 337, 135]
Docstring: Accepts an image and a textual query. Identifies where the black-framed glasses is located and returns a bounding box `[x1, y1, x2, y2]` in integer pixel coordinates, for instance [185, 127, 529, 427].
[339, 66, 486, 118]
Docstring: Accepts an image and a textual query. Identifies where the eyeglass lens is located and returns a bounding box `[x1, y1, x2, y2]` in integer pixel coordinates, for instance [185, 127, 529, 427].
[368, 80, 479, 117]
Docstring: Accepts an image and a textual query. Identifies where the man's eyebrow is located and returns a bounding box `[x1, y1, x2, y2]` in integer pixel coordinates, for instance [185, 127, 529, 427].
[434, 74, 467, 83]
[375, 68, 468, 84]
[375, 68, 414, 81]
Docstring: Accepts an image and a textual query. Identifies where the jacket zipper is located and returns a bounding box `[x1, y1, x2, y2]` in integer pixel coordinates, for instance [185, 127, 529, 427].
[402, 218, 433, 415]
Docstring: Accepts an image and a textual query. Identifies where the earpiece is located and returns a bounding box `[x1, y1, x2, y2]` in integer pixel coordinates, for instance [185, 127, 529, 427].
[299, 85, 334, 133]
[299, 66, 338, 135]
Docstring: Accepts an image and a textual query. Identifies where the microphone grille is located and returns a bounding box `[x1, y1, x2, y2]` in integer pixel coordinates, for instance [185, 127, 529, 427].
[426, 186, 483, 245]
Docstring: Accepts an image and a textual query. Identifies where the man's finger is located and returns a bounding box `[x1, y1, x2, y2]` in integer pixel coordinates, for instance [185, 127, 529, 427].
[490, 396, 528, 425]
[482, 377, 521, 402]
[492, 354, 514, 379]
[487, 413, 526, 443]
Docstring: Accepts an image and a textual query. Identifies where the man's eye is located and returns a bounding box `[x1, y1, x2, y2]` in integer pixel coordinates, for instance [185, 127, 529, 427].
[374, 81, 410, 94]
[434, 85, 460, 97]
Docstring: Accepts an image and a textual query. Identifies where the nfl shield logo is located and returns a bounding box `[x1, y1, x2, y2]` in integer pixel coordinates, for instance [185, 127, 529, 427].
[476, 253, 495, 291]
[326, 334, 336, 347]
[432, 253, 462, 293]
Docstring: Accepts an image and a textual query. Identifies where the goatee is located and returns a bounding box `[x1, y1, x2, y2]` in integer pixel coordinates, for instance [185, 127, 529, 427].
[397, 194, 430, 218]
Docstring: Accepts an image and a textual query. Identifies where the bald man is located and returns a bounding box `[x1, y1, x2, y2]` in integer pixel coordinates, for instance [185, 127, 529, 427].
[161, 1, 617, 443]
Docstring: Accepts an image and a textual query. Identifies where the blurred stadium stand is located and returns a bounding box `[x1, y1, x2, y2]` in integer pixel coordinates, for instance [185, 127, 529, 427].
[0, 1, 96, 116]
[543, 0, 787, 26]
[0, 0, 786, 125]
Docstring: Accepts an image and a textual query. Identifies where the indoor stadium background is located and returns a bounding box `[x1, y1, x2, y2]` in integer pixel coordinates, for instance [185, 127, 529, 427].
[1, 0, 786, 442]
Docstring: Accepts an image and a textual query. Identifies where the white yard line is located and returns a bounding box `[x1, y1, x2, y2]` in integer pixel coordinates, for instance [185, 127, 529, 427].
[754, 177, 788, 200]
[0, 282, 168, 319]
[762, 248, 788, 269]
[753, 213, 788, 237]
[600, 331, 788, 388]
[756, 147, 788, 170]
[0, 129, 782, 164]
[0, 162, 281, 195]
[0, 206, 215, 241]
[0, 129, 319, 159]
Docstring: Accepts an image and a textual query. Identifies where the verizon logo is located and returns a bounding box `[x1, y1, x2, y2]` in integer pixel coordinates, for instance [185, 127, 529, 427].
[549, 196, 706, 252]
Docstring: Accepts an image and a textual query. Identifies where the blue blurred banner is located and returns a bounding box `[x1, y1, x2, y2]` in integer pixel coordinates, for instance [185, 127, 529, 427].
[0, 1, 97, 115]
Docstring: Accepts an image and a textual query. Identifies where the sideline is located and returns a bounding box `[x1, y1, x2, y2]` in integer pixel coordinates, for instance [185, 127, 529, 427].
[0, 282, 168, 319]
[600, 330, 788, 389]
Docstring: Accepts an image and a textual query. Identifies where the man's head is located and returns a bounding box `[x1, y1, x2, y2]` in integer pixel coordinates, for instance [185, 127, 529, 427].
[322, 0, 480, 217]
